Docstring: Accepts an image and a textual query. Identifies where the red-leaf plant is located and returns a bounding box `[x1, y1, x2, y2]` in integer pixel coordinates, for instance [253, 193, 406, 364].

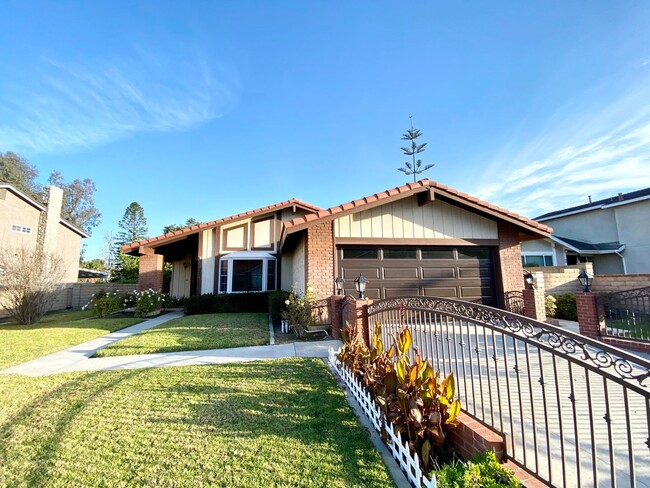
[337, 321, 461, 471]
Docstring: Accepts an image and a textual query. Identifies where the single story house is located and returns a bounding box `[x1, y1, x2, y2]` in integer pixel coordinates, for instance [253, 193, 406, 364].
[520, 187, 650, 274]
[122, 179, 552, 307]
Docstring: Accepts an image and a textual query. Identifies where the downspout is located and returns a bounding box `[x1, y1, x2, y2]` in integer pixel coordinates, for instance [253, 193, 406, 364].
[615, 252, 627, 275]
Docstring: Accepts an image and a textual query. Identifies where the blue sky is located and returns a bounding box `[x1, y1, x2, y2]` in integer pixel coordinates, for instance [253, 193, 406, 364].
[1, 1, 649, 260]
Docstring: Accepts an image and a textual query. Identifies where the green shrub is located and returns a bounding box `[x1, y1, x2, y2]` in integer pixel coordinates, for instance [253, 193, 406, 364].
[435, 450, 521, 487]
[89, 294, 122, 317]
[133, 289, 163, 317]
[554, 293, 577, 321]
[337, 322, 461, 472]
[183, 292, 270, 315]
[268, 290, 290, 325]
[545, 295, 557, 317]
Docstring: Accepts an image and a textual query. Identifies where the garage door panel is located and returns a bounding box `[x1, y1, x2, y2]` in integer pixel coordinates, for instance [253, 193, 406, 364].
[458, 267, 492, 279]
[383, 267, 419, 279]
[422, 287, 458, 298]
[342, 267, 380, 279]
[384, 287, 420, 298]
[422, 267, 456, 279]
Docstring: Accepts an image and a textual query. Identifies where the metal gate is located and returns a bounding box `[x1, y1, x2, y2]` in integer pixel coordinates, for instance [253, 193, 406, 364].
[367, 296, 650, 488]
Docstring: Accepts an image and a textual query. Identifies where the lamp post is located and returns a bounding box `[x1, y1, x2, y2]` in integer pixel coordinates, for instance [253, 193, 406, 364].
[335, 276, 345, 295]
[577, 270, 593, 293]
[354, 274, 368, 300]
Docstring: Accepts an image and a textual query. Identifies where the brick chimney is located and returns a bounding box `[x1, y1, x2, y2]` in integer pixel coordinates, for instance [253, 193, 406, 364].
[37, 186, 64, 255]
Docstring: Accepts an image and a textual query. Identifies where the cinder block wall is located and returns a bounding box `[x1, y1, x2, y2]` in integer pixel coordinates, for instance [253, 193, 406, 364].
[591, 274, 650, 294]
[528, 263, 593, 295]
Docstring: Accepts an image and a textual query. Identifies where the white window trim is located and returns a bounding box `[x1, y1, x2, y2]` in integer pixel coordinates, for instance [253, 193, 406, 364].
[521, 252, 555, 266]
[218, 251, 276, 294]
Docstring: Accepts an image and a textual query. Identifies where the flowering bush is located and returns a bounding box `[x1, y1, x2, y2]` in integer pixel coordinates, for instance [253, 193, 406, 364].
[284, 284, 317, 337]
[133, 289, 164, 317]
[545, 295, 557, 317]
[83, 290, 125, 317]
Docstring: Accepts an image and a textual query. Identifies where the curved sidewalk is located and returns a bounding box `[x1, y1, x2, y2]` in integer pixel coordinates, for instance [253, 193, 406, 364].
[1, 311, 342, 377]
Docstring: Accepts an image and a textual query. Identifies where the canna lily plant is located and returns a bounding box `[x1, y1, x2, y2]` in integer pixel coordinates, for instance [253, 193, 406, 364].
[337, 321, 461, 471]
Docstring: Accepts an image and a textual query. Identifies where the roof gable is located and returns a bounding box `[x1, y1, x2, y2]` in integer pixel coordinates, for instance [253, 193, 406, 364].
[283, 179, 552, 238]
[0, 184, 89, 238]
[122, 198, 320, 253]
[535, 187, 650, 221]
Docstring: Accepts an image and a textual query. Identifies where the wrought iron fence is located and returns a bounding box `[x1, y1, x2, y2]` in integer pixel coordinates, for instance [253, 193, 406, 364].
[504, 290, 525, 315]
[367, 296, 650, 488]
[601, 286, 650, 342]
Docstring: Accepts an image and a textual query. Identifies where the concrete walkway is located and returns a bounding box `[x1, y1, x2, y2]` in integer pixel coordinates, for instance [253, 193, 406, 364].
[0, 311, 342, 377]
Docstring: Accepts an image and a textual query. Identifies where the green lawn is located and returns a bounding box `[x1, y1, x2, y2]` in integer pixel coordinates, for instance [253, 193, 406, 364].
[94, 313, 269, 357]
[0, 358, 394, 487]
[0, 310, 142, 369]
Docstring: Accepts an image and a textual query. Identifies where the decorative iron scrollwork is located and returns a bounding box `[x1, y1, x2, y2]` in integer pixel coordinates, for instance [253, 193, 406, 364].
[367, 297, 650, 389]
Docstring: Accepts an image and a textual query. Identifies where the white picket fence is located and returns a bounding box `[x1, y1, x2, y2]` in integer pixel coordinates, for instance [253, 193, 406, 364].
[328, 347, 437, 488]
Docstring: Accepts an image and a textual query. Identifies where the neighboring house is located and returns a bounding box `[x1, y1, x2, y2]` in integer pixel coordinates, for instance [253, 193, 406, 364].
[122, 179, 552, 307]
[520, 188, 650, 274]
[0, 185, 88, 315]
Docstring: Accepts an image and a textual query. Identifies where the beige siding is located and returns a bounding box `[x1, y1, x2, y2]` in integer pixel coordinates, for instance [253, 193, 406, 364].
[55, 225, 83, 283]
[334, 197, 498, 239]
[279, 236, 306, 293]
[252, 219, 273, 249]
[200, 229, 216, 293]
[0, 191, 41, 251]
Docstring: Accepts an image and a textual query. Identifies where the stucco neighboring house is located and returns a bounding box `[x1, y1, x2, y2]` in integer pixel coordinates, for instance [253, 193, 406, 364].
[123, 179, 552, 308]
[520, 188, 650, 274]
[0, 184, 88, 315]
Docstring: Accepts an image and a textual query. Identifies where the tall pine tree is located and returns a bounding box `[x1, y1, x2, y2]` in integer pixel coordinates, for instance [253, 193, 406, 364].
[111, 202, 148, 283]
[398, 117, 434, 182]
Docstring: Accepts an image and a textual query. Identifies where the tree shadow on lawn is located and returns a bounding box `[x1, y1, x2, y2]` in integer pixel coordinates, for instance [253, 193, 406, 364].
[160, 360, 382, 483]
[0, 360, 391, 487]
[0, 369, 143, 487]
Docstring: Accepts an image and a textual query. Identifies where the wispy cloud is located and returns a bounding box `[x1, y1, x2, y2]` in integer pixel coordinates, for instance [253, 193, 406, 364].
[0, 48, 234, 153]
[474, 76, 650, 218]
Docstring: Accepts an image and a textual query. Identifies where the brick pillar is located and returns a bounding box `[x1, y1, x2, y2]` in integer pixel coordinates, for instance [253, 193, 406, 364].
[522, 272, 546, 322]
[305, 221, 335, 299]
[497, 222, 524, 300]
[341, 298, 372, 346]
[576, 292, 605, 339]
[330, 295, 344, 340]
[138, 254, 164, 292]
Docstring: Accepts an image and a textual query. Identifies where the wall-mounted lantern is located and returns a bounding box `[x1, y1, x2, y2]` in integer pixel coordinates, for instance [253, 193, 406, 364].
[524, 270, 535, 289]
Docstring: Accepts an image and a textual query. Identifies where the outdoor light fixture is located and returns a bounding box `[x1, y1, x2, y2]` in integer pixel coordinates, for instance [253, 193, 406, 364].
[354, 274, 368, 300]
[523, 271, 535, 289]
[335, 276, 345, 295]
[577, 270, 593, 293]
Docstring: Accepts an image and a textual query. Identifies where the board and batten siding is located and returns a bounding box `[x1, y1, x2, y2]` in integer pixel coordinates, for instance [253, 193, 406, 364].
[200, 229, 216, 294]
[334, 197, 498, 240]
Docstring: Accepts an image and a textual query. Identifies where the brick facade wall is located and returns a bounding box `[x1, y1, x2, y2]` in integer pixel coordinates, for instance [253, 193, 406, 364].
[305, 221, 335, 299]
[139, 254, 164, 292]
[497, 222, 524, 298]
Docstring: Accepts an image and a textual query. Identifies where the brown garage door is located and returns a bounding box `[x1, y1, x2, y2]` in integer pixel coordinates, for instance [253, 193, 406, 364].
[338, 246, 495, 305]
